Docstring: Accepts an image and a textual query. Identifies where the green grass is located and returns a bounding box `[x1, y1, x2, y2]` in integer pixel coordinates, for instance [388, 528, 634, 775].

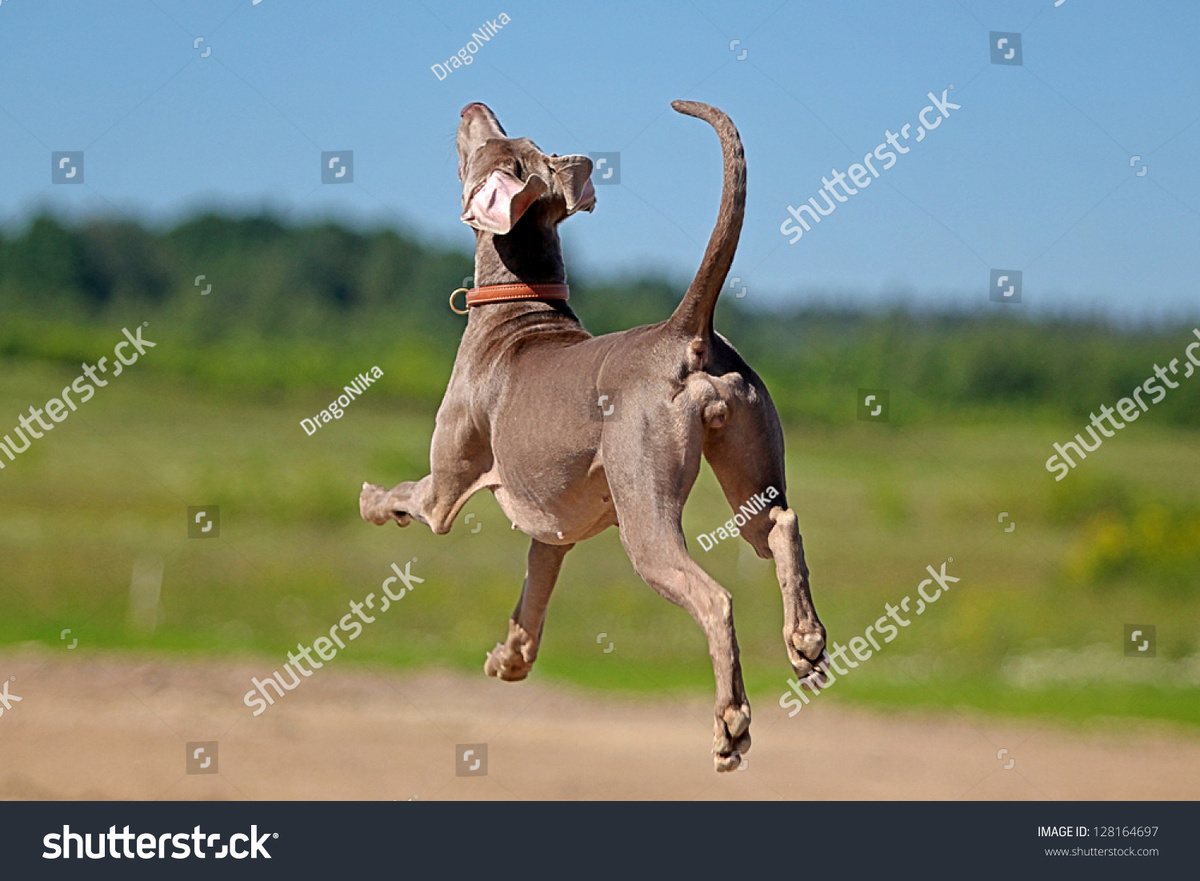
[1, 357, 1198, 730]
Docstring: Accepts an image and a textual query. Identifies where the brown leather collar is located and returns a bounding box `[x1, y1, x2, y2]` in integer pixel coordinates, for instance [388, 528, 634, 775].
[465, 282, 569, 308]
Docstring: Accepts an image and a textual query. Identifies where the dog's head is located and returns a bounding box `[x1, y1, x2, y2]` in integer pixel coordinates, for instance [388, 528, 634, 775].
[457, 102, 596, 236]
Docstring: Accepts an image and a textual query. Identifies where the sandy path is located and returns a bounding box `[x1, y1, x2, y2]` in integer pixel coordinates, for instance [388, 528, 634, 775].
[1, 650, 1197, 800]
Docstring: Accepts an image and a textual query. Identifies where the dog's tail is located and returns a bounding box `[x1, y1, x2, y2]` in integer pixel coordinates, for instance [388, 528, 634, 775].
[666, 100, 746, 341]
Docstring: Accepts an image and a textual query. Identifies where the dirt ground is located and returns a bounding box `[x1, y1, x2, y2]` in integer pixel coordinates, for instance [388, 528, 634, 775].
[1, 649, 1197, 800]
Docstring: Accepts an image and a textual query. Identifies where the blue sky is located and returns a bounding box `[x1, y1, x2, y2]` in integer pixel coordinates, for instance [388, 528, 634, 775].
[1, 0, 1197, 319]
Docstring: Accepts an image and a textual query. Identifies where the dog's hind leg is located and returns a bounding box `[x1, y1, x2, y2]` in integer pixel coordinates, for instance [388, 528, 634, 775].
[701, 361, 827, 683]
[485, 539, 572, 681]
[618, 511, 751, 772]
[604, 415, 751, 771]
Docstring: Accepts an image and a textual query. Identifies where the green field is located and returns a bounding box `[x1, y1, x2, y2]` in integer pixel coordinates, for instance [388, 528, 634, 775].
[2, 214, 1197, 730]
[3, 354, 1198, 728]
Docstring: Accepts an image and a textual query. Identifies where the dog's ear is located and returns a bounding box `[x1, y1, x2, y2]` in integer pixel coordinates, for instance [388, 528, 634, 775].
[548, 154, 596, 215]
[461, 169, 549, 235]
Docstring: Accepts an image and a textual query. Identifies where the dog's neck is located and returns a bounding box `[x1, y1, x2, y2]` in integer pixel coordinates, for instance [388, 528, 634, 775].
[463, 210, 585, 338]
[472, 212, 566, 287]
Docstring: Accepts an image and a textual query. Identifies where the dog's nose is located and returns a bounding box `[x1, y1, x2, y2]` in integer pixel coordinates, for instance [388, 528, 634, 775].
[461, 102, 486, 118]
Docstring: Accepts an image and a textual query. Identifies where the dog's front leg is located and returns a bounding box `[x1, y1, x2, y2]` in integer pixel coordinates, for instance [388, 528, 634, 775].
[360, 397, 492, 535]
[485, 539, 573, 681]
[360, 475, 432, 529]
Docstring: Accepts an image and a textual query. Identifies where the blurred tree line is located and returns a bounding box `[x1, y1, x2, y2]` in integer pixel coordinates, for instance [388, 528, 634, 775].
[1, 211, 1197, 426]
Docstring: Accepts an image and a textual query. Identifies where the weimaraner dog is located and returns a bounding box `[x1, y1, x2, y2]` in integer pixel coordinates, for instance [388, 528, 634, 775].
[360, 100, 827, 771]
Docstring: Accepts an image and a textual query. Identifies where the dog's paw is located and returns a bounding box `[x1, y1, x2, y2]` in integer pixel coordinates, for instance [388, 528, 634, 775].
[484, 643, 533, 681]
[785, 625, 826, 677]
[713, 703, 751, 772]
[359, 482, 412, 527]
[789, 651, 831, 695]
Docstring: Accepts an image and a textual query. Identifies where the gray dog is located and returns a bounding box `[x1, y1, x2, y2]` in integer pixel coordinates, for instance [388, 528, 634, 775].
[360, 100, 827, 771]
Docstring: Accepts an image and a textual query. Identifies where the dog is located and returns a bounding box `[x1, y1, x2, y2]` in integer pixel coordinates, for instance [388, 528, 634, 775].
[360, 100, 827, 771]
